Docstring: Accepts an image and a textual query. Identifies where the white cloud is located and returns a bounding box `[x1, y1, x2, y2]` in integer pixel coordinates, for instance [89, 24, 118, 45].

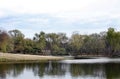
[0, 0, 91, 14]
[0, 0, 120, 20]
[0, 11, 6, 18]
[0, 0, 119, 14]
[27, 18, 49, 24]
[0, 0, 120, 38]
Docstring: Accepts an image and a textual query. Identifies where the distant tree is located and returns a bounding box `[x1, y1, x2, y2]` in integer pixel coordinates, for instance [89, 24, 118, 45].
[23, 38, 34, 54]
[45, 33, 58, 55]
[69, 32, 84, 55]
[33, 31, 46, 54]
[8, 29, 25, 53]
[0, 30, 9, 52]
[0, 27, 119, 57]
[81, 33, 105, 55]
[106, 28, 120, 56]
[45, 33, 68, 55]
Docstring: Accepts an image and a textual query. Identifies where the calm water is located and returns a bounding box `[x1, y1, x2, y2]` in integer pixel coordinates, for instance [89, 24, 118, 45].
[0, 58, 120, 79]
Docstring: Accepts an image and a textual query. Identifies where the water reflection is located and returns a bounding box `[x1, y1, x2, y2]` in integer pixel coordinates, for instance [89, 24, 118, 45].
[0, 64, 25, 79]
[70, 64, 105, 78]
[105, 63, 120, 79]
[0, 61, 120, 79]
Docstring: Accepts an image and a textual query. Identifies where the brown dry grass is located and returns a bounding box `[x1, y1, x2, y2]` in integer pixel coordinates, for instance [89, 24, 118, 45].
[0, 52, 64, 62]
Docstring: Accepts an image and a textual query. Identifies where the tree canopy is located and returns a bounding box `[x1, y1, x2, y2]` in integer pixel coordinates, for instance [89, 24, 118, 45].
[0, 27, 120, 57]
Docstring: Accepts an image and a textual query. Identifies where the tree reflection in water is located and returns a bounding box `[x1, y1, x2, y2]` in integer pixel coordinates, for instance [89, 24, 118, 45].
[0, 64, 25, 79]
[105, 63, 120, 79]
[70, 64, 106, 78]
[0, 62, 120, 79]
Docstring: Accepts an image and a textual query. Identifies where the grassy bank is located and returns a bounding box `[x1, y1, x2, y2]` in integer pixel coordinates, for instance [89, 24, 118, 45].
[0, 53, 64, 62]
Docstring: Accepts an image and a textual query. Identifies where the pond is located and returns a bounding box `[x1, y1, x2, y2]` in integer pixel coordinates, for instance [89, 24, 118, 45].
[0, 58, 120, 79]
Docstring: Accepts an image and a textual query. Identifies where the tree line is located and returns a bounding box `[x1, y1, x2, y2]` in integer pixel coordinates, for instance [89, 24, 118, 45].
[0, 27, 120, 57]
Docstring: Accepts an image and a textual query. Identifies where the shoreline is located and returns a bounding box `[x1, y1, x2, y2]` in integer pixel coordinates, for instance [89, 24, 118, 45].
[0, 53, 119, 63]
[0, 53, 64, 62]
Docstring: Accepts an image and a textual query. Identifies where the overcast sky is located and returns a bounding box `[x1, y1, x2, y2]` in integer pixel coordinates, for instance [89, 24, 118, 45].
[0, 0, 120, 38]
